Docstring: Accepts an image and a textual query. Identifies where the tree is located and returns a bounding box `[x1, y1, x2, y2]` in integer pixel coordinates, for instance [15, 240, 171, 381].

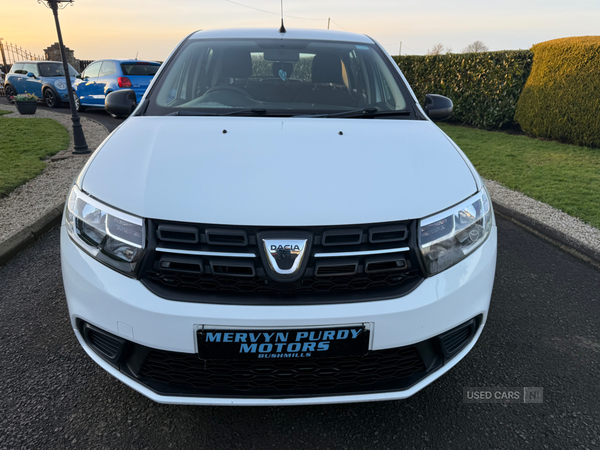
[462, 41, 489, 53]
[427, 43, 445, 55]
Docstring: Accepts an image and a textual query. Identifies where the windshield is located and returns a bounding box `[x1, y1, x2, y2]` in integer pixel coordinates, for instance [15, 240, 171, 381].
[39, 62, 78, 77]
[147, 38, 412, 117]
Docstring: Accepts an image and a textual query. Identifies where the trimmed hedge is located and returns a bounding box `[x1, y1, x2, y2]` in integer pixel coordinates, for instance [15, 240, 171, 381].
[515, 36, 600, 148]
[394, 51, 533, 129]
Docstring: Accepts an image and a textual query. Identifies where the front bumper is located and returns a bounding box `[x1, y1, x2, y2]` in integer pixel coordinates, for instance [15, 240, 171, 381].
[61, 225, 497, 405]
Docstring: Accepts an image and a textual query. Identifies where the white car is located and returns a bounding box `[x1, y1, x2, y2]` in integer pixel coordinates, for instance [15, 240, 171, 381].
[61, 27, 497, 406]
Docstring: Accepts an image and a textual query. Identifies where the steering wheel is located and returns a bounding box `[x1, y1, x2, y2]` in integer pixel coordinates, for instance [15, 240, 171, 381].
[204, 85, 253, 99]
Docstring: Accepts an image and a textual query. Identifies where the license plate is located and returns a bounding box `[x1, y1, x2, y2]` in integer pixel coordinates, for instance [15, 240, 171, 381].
[197, 325, 369, 360]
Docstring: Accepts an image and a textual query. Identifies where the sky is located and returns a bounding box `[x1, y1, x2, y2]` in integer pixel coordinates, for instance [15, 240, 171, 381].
[2, 0, 600, 61]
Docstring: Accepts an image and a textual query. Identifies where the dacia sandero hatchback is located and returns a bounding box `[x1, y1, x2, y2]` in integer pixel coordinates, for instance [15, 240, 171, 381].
[5, 61, 79, 108]
[61, 27, 497, 405]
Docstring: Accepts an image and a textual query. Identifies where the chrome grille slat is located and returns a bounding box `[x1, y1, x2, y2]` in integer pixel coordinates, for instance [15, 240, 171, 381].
[313, 247, 410, 258]
[155, 247, 256, 258]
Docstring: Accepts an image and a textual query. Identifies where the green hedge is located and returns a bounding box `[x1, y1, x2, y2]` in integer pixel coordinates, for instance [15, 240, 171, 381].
[515, 36, 600, 148]
[394, 51, 533, 129]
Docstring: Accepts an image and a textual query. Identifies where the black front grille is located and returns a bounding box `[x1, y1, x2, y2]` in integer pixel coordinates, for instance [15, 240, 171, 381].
[137, 345, 428, 397]
[139, 219, 425, 304]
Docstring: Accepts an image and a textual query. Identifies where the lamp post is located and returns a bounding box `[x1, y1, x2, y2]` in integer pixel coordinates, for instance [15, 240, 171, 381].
[38, 0, 89, 154]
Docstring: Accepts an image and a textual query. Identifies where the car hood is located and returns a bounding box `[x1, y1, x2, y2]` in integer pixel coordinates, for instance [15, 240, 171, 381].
[81, 117, 477, 226]
[43, 76, 77, 85]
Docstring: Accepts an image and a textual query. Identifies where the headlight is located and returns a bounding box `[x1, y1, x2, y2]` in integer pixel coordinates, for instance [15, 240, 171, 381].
[65, 185, 145, 276]
[419, 189, 492, 276]
[54, 80, 67, 90]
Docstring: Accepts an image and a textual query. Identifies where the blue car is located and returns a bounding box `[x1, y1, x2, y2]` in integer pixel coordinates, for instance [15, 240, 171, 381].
[72, 59, 160, 112]
[4, 61, 79, 108]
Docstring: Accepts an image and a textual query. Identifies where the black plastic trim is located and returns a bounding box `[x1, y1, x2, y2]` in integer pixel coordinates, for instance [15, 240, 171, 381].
[369, 224, 408, 243]
[209, 258, 256, 277]
[140, 275, 424, 305]
[314, 257, 359, 277]
[79, 317, 480, 399]
[408, 220, 428, 277]
[157, 224, 199, 244]
[364, 253, 407, 273]
[206, 228, 248, 247]
[322, 228, 363, 246]
[159, 254, 203, 274]
[80, 321, 127, 367]
[435, 317, 478, 361]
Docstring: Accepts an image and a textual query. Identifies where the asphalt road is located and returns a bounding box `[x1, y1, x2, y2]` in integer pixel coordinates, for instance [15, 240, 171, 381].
[0, 217, 599, 449]
[0, 97, 122, 132]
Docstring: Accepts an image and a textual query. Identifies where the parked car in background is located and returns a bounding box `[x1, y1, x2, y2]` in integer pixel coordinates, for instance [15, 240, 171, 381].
[72, 59, 160, 112]
[4, 61, 79, 108]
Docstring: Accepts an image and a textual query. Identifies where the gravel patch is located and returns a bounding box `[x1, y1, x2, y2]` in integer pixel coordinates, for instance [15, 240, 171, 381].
[485, 178, 600, 253]
[0, 104, 109, 242]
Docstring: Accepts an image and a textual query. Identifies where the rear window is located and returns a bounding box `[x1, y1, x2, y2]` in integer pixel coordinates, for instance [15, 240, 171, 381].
[121, 63, 160, 76]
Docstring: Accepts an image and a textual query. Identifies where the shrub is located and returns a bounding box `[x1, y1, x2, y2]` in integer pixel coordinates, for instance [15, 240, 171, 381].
[394, 51, 533, 129]
[514, 36, 600, 148]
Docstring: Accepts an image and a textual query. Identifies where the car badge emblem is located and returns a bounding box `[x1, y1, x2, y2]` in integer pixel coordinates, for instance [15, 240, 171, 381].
[262, 239, 307, 278]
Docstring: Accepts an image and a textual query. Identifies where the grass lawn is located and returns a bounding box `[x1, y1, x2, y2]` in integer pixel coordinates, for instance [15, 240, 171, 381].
[0, 117, 70, 197]
[0, 109, 12, 116]
[439, 123, 600, 229]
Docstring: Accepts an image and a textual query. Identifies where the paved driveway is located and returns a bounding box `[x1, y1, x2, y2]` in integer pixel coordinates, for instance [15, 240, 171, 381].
[0, 217, 598, 449]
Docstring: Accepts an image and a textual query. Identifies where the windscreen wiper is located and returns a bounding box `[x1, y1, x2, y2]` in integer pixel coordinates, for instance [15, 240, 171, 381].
[166, 109, 270, 117]
[295, 108, 411, 119]
[219, 109, 303, 117]
[217, 108, 268, 116]
[166, 110, 218, 116]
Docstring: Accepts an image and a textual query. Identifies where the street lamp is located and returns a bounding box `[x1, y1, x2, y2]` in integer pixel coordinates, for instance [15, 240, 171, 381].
[38, 0, 89, 154]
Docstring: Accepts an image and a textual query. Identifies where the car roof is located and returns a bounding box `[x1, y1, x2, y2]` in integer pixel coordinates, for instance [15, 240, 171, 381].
[88, 59, 160, 64]
[14, 61, 63, 64]
[190, 27, 375, 44]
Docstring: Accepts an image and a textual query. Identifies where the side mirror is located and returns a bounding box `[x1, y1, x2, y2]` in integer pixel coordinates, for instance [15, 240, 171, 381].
[105, 89, 137, 117]
[76, 74, 82, 79]
[26, 72, 35, 78]
[424, 94, 453, 121]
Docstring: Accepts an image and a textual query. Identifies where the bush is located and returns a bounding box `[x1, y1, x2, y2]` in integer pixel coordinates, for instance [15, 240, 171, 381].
[394, 51, 533, 129]
[514, 36, 600, 148]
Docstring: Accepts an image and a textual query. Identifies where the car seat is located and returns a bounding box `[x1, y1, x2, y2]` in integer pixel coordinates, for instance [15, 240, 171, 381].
[212, 49, 266, 101]
[295, 53, 357, 107]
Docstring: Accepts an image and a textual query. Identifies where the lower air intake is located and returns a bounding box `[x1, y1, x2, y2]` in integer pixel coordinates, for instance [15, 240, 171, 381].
[137, 345, 428, 397]
[436, 319, 477, 358]
[82, 323, 125, 362]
